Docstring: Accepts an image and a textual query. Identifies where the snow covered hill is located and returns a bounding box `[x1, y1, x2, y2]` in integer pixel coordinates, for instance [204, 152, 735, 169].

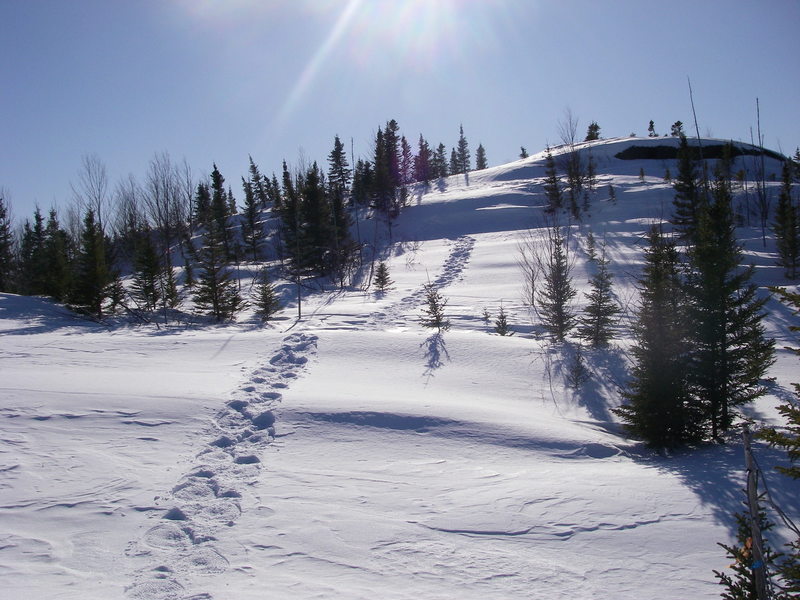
[1, 137, 798, 599]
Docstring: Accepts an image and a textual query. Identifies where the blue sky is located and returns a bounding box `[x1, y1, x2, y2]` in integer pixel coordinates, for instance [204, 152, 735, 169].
[2, 0, 799, 222]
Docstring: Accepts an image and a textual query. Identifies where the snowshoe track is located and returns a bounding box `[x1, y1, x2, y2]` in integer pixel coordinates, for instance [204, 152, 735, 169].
[125, 332, 318, 599]
[373, 235, 475, 329]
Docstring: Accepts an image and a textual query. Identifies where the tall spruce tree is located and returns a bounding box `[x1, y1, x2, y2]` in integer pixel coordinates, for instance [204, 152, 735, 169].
[193, 219, 242, 321]
[247, 156, 269, 209]
[615, 226, 698, 447]
[449, 148, 459, 177]
[131, 229, 162, 311]
[433, 143, 448, 179]
[456, 124, 471, 174]
[773, 159, 800, 279]
[585, 121, 601, 141]
[18, 208, 48, 296]
[577, 247, 620, 347]
[537, 224, 576, 342]
[414, 135, 432, 186]
[71, 209, 112, 318]
[43, 209, 73, 301]
[299, 162, 333, 277]
[0, 193, 14, 292]
[672, 134, 704, 242]
[543, 149, 563, 214]
[240, 176, 264, 261]
[684, 170, 775, 439]
[475, 143, 488, 170]
[209, 164, 233, 259]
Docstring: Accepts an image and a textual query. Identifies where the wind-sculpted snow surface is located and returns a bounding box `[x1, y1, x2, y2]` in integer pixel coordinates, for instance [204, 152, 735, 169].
[124, 333, 318, 600]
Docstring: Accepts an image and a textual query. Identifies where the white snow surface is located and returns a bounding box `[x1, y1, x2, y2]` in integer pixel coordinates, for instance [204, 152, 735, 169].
[1, 137, 798, 599]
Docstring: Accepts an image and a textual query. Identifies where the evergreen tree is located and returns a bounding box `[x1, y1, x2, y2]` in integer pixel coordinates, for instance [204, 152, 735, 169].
[585, 121, 601, 141]
[351, 159, 373, 207]
[71, 209, 111, 318]
[299, 162, 333, 276]
[537, 224, 576, 342]
[684, 171, 775, 439]
[614, 226, 698, 448]
[18, 208, 47, 296]
[414, 135, 432, 186]
[327, 134, 352, 204]
[456, 124, 471, 174]
[520, 147, 529, 159]
[672, 134, 704, 242]
[714, 508, 781, 600]
[248, 156, 269, 209]
[160, 262, 180, 312]
[494, 302, 510, 336]
[42, 209, 73, 301]
[543, 149, 563, 213]
[253, 266, 282, 322]
[760, 287, 800, 595]
[372, 127, 391, 213]
[131, 230, 162, 311]
[648, 120, 657, 137]
[210, 164, 233, 259]
[279, 160, 303, 269]
[326, 157, 355, 284]
[433, 143, 449, 179]
[373, 261, 393, 293]
[670, 121, 684, 137]
[0, 193, 14, 292]
[421, 283, 449, 332]
[577, 247, 620, 347]
[475, 143, 488, 170]
[193, 219, 242, 321]
[400, 135, 414, 185]
[240, 176, 264, 261]
[193, 182, 211, 229]
[449, 148, 459, 177]
[773, 160, 800, 279]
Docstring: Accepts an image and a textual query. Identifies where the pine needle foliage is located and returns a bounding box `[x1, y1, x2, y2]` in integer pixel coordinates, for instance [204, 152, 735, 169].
[373, 261, 393, 294]
[578, 248, 620, 347]
[773, 161, 800, 279]
[684, 173, 775, 439]
[537, 224, 576, 342]
[614, 226, 700, 448]
[494, 303, 510, 336]
[421, 283, 450, 332]
[253, 267, 282, 322]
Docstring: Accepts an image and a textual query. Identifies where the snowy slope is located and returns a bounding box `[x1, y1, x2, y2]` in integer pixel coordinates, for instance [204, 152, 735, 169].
[1, 137, 798, 599]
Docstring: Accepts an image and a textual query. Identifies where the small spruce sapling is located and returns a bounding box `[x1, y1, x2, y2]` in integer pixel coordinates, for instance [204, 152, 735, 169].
[421, 283, 450, 332]
[494, 303, 510, 336]
[373, 261, 394, 294]
[254, 267, 282, 322]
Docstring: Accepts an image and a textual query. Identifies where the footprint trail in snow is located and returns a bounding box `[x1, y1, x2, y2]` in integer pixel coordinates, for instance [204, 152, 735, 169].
[124, 332, 318, 600]
[372, 235, 475, 329]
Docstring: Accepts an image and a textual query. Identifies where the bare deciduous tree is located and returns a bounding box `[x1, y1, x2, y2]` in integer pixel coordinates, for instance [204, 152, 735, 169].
[71, 154, 109, 233]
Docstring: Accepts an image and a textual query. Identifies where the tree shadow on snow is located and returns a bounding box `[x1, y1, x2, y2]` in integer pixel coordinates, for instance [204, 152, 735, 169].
[0, 293, 103, 335]
[646, 440, 800, 537]
[549, 342, 628, 423]
[421, 332, 450, 383]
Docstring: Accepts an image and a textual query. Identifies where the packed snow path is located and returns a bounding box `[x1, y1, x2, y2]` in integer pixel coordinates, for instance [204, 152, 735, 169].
[371, 235, 475, 330]
[124, 333, 318, 600]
